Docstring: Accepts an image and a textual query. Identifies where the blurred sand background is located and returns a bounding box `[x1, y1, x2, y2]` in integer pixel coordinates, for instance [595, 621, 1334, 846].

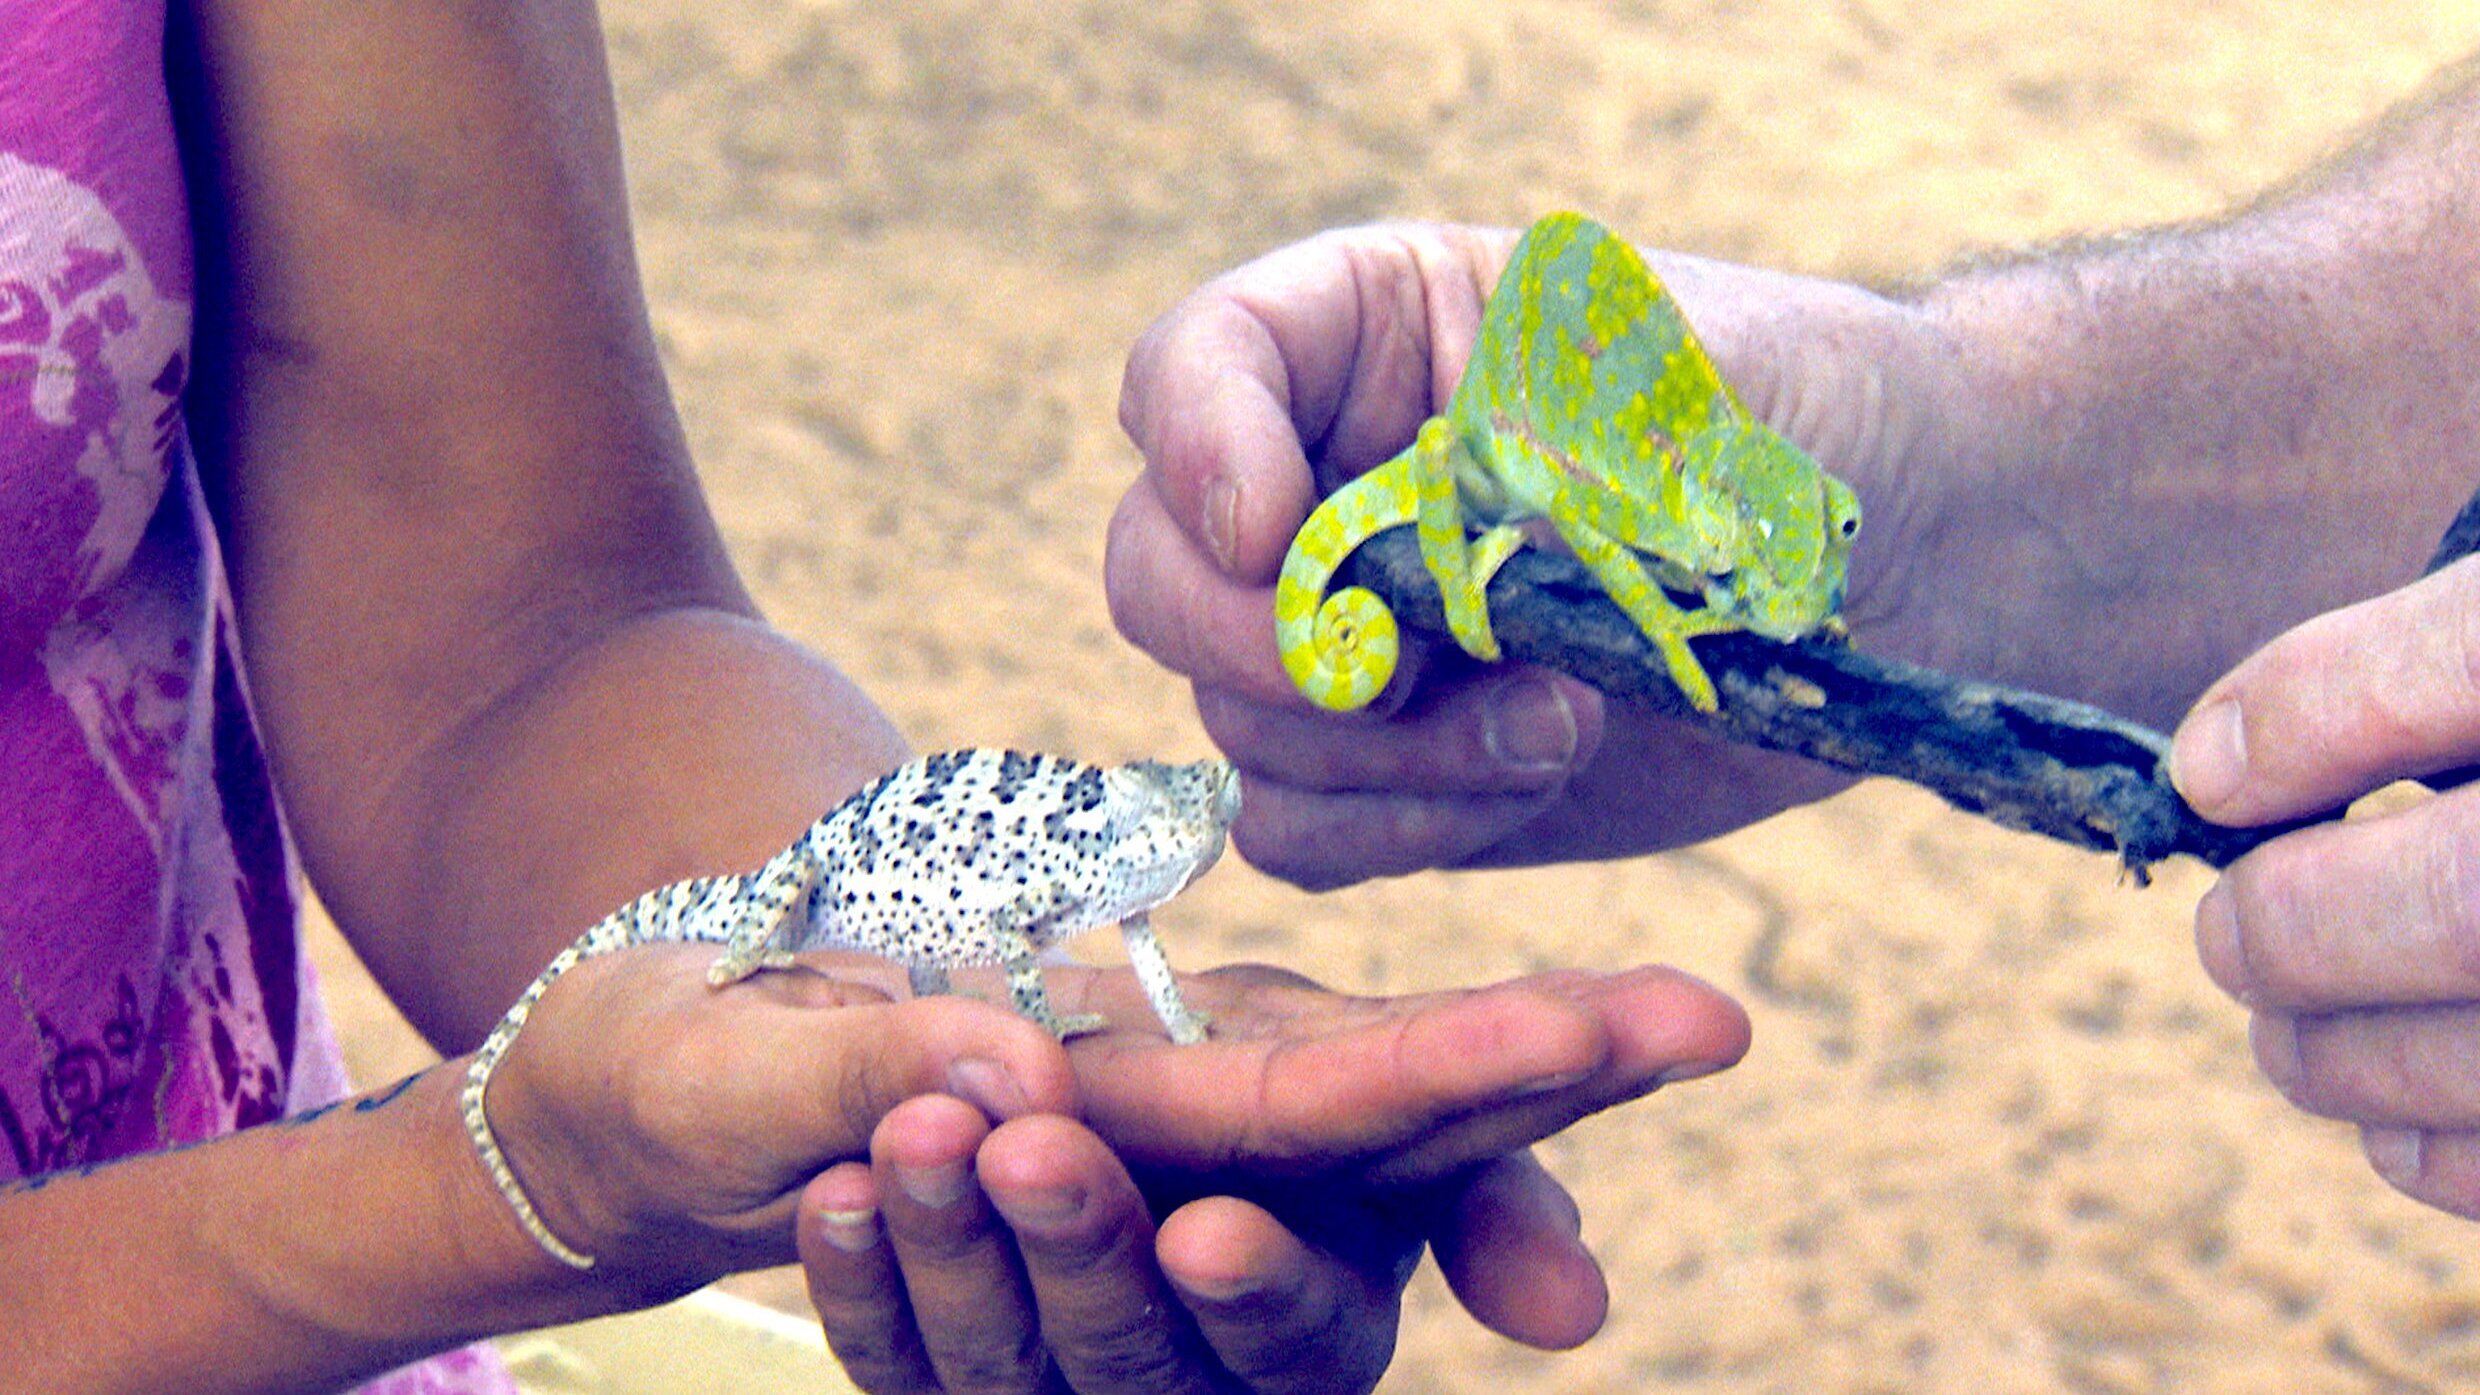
[312, 2, 2480, 1391]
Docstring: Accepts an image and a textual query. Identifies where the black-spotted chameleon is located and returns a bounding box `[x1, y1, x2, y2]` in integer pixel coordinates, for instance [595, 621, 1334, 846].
[462, 749, 1238, 1270]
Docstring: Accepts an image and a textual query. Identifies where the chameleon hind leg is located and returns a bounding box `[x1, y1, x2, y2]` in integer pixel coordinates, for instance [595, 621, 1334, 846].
[1557, 517, 1745, 712]
[979, 885, 1111, 1040]
[706, 848, 827, 986]
[1001, 939, 1110, 1041]
[1410, 417, 1530, 663]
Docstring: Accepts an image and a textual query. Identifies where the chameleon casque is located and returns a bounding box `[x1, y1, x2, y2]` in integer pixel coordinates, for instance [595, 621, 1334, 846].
[463, 748, 1238, 1270]
[1275, 212, 1863, 714]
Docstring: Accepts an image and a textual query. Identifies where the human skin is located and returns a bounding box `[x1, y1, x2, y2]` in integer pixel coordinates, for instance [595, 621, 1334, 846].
[0, 3, 1757, 1392]
[1107, 59, 2480, 1218]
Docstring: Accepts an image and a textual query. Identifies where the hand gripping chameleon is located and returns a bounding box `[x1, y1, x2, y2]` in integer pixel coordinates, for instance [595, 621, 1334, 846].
[462, 749, 1239, 1270]
[1275, 212, 1863, 714]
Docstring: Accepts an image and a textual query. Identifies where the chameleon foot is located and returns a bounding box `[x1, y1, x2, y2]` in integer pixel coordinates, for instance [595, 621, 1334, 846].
[1005, 957, 1110, 1039]
[1047, 1010, 1114, 1041]
[705, 946, 798, 987]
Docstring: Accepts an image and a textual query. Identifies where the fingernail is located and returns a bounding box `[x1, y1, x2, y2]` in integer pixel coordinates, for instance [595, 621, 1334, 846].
[1513, 1065, 1598, 1097]
[894, 1159, 972, 1210]
[1202, 476, 1240, 573]
[813, 1205, 882, 1254]
[1654, 1058, 1734, 1086]
[2170, 695, 2247, 814]
[988, 1182, 1084, 1232]
[2194, 882, 2257, 1006]
[2367, 1127, 2424, 1188]
[948, 1058, 1032, 1120]
[1170, 1268, 1265, 1304]
[2250, 1013, 2301, 1093]
[1483, 678, 1577, 772]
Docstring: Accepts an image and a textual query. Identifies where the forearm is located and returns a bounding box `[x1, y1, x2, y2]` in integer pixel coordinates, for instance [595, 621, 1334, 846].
[369, 613, 908, 1048]
[0, 1069, 601, 1395]
[1892, 61, 2480, 726]
[172, 0, 907, 1046]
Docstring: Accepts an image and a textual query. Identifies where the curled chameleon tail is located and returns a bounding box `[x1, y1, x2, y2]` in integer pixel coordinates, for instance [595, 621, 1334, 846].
[1274, 457, 1420, 711]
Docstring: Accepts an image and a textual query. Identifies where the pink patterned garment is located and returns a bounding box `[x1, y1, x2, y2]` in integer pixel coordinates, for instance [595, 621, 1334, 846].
[2, 5, 514, 1391]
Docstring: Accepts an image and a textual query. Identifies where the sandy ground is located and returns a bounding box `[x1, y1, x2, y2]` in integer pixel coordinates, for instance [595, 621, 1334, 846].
[311, 2, 2480, 1391]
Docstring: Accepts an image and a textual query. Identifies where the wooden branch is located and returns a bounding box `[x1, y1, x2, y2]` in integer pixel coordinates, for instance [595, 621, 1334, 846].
[1337, 529, 2325, 875]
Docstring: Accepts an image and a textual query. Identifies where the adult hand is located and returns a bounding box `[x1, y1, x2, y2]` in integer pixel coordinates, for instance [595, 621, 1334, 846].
[1107, 223, 1946, 889]
[2172, 555, 2480, 1218]
[798, 960, 1749, 1394]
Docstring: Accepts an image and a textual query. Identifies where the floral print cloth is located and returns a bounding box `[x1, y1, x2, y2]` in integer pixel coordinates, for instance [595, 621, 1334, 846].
[2, 3, 514, 1389]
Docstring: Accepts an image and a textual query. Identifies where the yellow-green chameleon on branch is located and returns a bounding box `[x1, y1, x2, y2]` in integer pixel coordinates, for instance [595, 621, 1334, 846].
[1274, 212, 1863, 714]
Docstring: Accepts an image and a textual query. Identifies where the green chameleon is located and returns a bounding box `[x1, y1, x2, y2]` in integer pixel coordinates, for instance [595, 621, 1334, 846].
[1274, 212, 1863, 714]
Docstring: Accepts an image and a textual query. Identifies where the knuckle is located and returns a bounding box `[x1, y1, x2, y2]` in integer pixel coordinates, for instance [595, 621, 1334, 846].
[2287, 1010, 2448, 1128]
[820, 1332, 925, 1395]
[925, 1332, 1051, 1395]
[1101, 490, 1170, 648]
[1059, 1318, 1202, 1395]
[2348, 575, 2480, 769]
[614, 1029, 732, 1156]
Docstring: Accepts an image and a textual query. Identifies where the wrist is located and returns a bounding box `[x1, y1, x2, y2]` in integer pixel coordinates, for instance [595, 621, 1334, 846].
[2, 1066, 628, 1395]
[227, 1066, 626, 1355]
[1902, 219, 2475, 726]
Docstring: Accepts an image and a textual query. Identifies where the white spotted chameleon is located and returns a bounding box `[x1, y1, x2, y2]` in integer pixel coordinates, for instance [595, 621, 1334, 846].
[462, 748, 1239, 1270]
[1276, 212, 1863, 714]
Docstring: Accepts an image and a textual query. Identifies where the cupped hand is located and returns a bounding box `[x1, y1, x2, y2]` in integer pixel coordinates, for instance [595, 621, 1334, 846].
[1106, 222, 1942, 890]
[474, 943, 1077, 1294]
[2172, 555, 2480, 1217]
[798, 959, 1750, 1393]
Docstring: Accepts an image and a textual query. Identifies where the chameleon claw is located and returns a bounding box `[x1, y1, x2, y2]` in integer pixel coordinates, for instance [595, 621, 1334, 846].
[1046, 1011, 1113, 1041]
[1660, 641, 1722, 713]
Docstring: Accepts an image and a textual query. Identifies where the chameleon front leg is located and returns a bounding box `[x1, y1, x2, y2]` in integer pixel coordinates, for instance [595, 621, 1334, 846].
[1118, 910, 1210, 1044]
[1556, 515, 1744, 712]
[1411, 416, 1530, 663]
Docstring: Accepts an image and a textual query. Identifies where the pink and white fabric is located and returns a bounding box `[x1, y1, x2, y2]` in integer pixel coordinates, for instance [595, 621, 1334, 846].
[3, 4, 514, 1389]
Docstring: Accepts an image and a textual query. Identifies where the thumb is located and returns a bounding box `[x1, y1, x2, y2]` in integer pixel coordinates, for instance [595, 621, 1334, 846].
[737, 994, 1081, 1162]
[2171, 558, 2480, 825]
